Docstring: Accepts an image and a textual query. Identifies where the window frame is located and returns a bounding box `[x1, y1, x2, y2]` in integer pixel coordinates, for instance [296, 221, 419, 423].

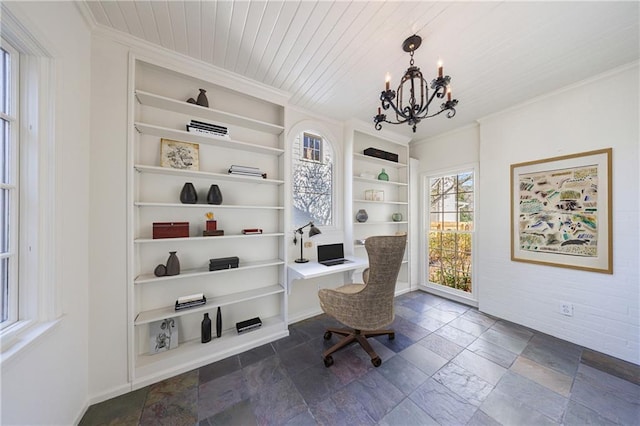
[1, 39, 19, 329]
[420, 164, 478, 304]
[291, 129, 336, 230]
[0, 9, 60, 362]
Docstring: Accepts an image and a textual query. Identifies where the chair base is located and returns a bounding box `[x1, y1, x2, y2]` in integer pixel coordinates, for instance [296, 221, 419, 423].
[322, 327, 395, 367]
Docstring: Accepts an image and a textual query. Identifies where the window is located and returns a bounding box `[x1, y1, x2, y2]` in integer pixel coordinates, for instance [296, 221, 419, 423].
[292, 131, 333, 227]
[427, 170, 475, 294]
[1, 39, 18, 329]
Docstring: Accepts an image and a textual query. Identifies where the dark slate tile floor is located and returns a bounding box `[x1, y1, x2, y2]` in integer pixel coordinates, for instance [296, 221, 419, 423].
[80, 291, 640, 426]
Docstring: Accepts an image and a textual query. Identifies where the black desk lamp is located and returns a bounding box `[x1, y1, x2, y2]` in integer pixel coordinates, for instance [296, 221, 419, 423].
[294, 221, 322, 263]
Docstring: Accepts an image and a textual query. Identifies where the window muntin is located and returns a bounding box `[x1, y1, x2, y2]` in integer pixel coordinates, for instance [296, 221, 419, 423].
[292, 132, 333, 227]
[428, 171, 474, 293]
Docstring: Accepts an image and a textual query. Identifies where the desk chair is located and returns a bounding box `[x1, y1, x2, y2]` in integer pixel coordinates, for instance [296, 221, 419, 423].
[317, 235, 407, 367]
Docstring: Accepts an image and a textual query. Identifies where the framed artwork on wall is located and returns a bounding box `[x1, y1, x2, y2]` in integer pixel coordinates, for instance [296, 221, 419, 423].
[160, 138, 200, 170]
[510, 148, 612, 274]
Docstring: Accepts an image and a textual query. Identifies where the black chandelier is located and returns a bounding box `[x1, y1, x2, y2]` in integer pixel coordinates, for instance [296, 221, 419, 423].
[374, 34, 458, 133]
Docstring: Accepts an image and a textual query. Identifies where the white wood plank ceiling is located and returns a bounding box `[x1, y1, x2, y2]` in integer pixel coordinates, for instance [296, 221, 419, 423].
[83, 1, 639, 140]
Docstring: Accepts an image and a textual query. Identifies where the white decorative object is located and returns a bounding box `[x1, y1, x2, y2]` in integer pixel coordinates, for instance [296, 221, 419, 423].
[149, 318, 179, 354]
[365, 189, 384, 201]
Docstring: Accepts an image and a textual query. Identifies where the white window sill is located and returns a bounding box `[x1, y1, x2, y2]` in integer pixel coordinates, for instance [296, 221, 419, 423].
[0, 318, 62, 366]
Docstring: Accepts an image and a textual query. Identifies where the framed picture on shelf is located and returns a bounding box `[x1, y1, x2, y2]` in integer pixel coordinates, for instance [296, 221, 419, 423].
[510, 148, 612, 274]
[160, 138, 199, 170]
[149, 317, 179, 354]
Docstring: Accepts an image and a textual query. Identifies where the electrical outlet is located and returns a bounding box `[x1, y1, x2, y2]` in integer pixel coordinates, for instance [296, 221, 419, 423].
[304, 241, 313, 248]
[560, 302, 574, 316]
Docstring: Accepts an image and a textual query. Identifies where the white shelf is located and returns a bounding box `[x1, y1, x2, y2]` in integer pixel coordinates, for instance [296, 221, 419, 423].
[135, 165, 284, 185]
[134, 316, 288, 385]
[134, 284, 285, 325]
[134, 232, 285, 244]
[353, 199, 408, 206]
[353, 176, 408, 186]
[135, 122, 284, 156]
[134, 259, 284, 284]
[134, 202, 284, 210]
[353, 153, 407, 168]
[135, 90, 285, 135]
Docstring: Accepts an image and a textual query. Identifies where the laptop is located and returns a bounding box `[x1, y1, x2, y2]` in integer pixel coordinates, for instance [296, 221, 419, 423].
[317, 243, 352, 266]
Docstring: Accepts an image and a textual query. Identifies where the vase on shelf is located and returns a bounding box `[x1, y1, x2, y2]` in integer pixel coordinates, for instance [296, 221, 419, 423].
[180, 182, 198, 204]
[216, 307, 222, 338]
[153, 264, 167, 277]
[165, 251, 180, 276]
[392, 212, 403, 222]
[207, 184, 223, 205]
[377, 169, 389, 181]
[196, 89, 209, 107]
[356, 209, 368, 223]
[201, 313, 212, 343]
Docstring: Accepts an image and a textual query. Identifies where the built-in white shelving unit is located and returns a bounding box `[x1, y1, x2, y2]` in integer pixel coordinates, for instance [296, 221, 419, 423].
[345, 121, 412, 294]
[128, 58, 289, 387]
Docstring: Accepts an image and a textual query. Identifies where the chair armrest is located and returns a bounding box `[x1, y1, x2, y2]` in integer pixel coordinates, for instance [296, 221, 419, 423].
[362, 268, 369, 284]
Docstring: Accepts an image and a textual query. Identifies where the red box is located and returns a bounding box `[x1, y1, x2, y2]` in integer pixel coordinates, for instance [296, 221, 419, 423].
[206, 220, 217, 231]
[152, 222, 189, 239]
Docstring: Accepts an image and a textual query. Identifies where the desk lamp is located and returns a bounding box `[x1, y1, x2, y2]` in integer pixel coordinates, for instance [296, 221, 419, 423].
[294, 222, 321, 263]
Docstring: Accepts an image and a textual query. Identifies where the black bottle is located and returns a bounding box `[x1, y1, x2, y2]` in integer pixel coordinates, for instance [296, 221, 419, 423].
[201, 313, 212, 343]
[216, 307, 222, 338]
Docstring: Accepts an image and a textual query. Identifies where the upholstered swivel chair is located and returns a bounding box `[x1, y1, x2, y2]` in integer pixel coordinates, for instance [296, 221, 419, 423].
[318, 235, 407, 367]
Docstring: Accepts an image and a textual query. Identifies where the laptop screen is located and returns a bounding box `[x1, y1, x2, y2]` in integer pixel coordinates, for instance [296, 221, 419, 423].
[317, 243, 345, 263]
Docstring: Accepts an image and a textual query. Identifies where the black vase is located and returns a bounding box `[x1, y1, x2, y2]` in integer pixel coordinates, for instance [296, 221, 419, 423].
[201, 313, 212, 343]
[196, 89, 209, 107]
[180, 182, 198, 204]
[216, 307, 222, 338]
[207, 184, 223, 205]
[165, 251, 180, 276]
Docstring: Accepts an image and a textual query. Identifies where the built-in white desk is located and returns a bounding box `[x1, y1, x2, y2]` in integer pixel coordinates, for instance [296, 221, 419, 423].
[286, 257, 369, 294]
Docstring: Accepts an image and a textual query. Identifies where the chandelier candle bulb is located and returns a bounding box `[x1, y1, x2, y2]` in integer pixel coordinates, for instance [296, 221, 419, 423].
[438, 59, 443, 77]
[447, 86, 452, 101]
[385, 73, 390, 91]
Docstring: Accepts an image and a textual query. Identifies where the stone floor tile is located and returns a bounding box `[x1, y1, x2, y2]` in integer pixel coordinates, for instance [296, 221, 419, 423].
[199, 355, 242, 385]
[238, 343, 276, 368]
[423, 306, 461, 323]
[389, 315, 431, 341]
[204, 399, 257, 426]
[376, 354, 429, 395]
[399, 343, 448, 376]
[511, 356, 573, 397]
[494, 371, 568, 422]
[242, 355, 288, 395]
[139, 386, 198, 426]
[373, 330, 416, 353]
[325, 345, 372, 386]
[410, 378, 478, 425]
[198, 369, 250, 420]
[145, 369, 199, 406]
[378, 398, 439, 426]
[562, 400, 618, 426]
[466, 408, 502, 426]
[418, 332, 464, 361]
[336, 370, 405, 422]
[435, 324, 478, 347]
[478, 327, 529, 354]
[521, 333, 582, 377]
[416, 315, 447, 332]
[570, 364, 640, 425]
[467, 336, 518, 368]
[438, 299, 471, 315]
[462, 309, 498, 329]
[452, 350, 506, 386]
[309, 393, 374, 426]
[279, 340, 321, 376]
[79, 386, 148, 426]
[250, 375, 308, 425]
[479, 388, 558, 426]
[433, 363, 494, 406]
[289, 363, 344, 405]
[448, 316, 489, 337]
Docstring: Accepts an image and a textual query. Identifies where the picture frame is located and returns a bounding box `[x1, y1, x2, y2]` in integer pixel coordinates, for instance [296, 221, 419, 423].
[510, 148, 612, 274]
[149, 317, 179, 354]
[160, 138, 199, 170]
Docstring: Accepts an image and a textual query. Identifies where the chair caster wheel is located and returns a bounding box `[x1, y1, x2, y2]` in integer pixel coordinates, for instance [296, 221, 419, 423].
[389, 333, 395, 340]
[323, 331, 332, 340]
[323, 356, 334, 367]
[371, 357, 382, 367]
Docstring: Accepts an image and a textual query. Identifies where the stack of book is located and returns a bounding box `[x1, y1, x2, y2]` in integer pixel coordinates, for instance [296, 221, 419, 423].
[174, 293, 206, 311]
[186, 120, 229, 138]
[228, 165, 266, 179]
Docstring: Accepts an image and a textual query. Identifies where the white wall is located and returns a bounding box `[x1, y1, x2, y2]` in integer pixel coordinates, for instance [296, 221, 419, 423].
[0, 2, 91, 424]
[410, 124, 480, 173]
[477, 64, 639, 364]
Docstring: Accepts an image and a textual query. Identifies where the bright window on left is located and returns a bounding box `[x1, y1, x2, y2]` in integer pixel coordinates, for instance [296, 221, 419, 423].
[0, 39, 18, 329]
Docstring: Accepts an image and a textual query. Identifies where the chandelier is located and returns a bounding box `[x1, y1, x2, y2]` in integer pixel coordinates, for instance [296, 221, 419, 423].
[374, 34, 458, 133]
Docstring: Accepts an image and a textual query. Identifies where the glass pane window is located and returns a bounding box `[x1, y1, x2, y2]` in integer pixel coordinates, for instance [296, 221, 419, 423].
[292, 132, 333, 227]
[427, 170, 474, 293]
